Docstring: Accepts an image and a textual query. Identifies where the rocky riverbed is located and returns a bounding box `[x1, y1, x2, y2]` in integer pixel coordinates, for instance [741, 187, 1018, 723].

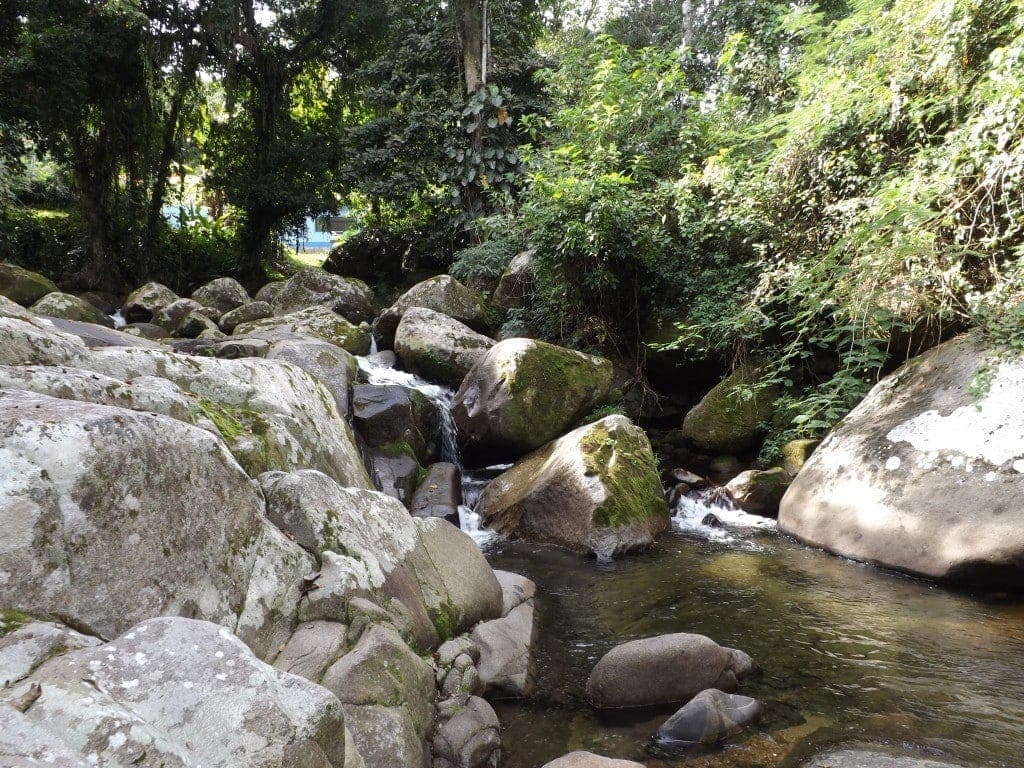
[1, 260, 1023, 768]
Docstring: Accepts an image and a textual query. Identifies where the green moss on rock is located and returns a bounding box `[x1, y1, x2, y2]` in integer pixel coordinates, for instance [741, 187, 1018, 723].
[680, 363, 777, 454]
[580, 419, 668, 528]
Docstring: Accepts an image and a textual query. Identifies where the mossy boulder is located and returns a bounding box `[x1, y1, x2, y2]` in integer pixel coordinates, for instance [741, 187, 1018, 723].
[0, 262, 58, 307]
[393, 306, 494, 387]
[476, 415, 669, 558]
[29, 292, 113, 327]
[680, 364, 776, 455]
[153, 297, 205, 331]
[234, 305, 372, 354]
[781, 438, 820, 476]
[491, 250, 536, 311]
[271, 267, 377, 323]
[376, 274, 487, 348]
[123, 281, 178, 322]
[452, 338, 615, 463]
[219, 300, 273, 333]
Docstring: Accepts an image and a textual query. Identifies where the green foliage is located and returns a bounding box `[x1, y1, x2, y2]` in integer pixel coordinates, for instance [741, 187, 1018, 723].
[449, 235, 517, 288]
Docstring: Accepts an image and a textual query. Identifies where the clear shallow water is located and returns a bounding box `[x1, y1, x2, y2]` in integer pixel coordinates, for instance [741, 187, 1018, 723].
[484, 527, 1024, 768]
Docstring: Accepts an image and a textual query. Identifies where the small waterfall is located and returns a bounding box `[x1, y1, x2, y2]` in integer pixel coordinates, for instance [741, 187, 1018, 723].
[671, 486, 776, 543]
[109, 309, 126, 329]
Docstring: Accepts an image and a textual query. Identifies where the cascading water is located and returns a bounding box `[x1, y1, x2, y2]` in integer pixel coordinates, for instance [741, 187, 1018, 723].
[670, 486, 777, 544]
[356, 353, 496, 543]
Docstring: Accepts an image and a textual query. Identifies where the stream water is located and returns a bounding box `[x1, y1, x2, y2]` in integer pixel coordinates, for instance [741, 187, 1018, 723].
[355, 353, 1024, 768]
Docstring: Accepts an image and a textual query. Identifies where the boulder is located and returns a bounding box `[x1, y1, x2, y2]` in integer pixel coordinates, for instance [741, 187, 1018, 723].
[0, 390, 270, 640]
[0, 364, 198, 424]
[0, 617, 347, 767]
[123, 281, 178, 322]
[321, 622, 435, 744]
[655, 688, 763, 747]
[191, 276, 250, 314]
[492, 250, 535, 310]
[46, 317, 165, 349]
[220, 299, 273, 332]
[779, 332, 1024, 585]
[174, 308, 220, 338]
[0, 262, 58, 306]
[0, 306, 88, 367]
[29, 291, 113, 326]
[431, 695, 501, 768]
[407, 518, 504, 640]
[273, 620, 350, 683]
[235, 305, 372, 354]
[724, 467, 790, 516]
[781, 438, 820, 476]
[152, 297, 204, 330]
[471, 598, 537, 698]
[394, 307, 494, 387]
[256, 279, 287, 305]
[477, 415, 669, 558]
[76, 290, 121, 314]
[0, 620, 101, 688]
[267, 337, 359, 415]
[377, 274, 487, 348]
[494, 570, 536, 616]
[680, 363, 775, 454]
[80, 346, 372, 488]
[410, 462, 461, 523]
[342, 703, 428, 768]
[272, 267, 377, 323]
[801, 749, 968, 768]
[541, 753, 645, 768]
[123, 321, 166, 340]
[585, 633, 756, 709]
[452, 338, 614, 461]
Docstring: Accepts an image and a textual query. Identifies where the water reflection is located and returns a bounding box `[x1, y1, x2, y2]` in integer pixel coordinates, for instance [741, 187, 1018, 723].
[486, 530, 1024, 767]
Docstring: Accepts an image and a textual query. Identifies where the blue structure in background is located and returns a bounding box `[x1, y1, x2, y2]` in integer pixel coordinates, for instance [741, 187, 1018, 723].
[162, 205, 356, 252]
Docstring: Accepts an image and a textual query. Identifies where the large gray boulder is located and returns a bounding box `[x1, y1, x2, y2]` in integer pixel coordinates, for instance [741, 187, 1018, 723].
[377, 275, 487, 348]
[0, 620, 100, 688]
[220, 299, 273, 332]
[45, 317, 166, 349]
[152, 296, 205, 330]
[79, 346, 372, 488]
[492, 250, 535, 311]
[725, 467, 790, 516]
[477, 415, 669, 558]
[0, 307, 88, 367]
[123, 281, 178, 322]
[235, 305, 372, 354]
[0, 262, 58, 306]
[30, 291, 113, 327]
[394, 307, 494, 387]
[585, 632, 757, 709]
[452, 338, 614, 461]
[267, 338, 359, 415]
[192, 276, 250, 314]
[0, 617, 347, 767]
[779, 333, 1024, 584]
[0, 390, 270, 640]
[272, 267, 377, 323]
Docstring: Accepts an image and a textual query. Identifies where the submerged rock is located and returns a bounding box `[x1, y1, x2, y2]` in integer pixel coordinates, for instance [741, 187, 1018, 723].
[0, 617, 347, 767]
[680, 363, 775, 454]
[0, 262, 59, 306]
[30, 291, 113, 326]
[476, 415, 669, 558]
[377, 274, 487, 348]
[394, 306, 494, 387]
[655, 688, 763, 747]
[452, 338, 614, 462]
[585, 632, 756, 709]
[541, 753, 645, 768]
[801, 748, 969, 768]
[779, 332, 1024, 585]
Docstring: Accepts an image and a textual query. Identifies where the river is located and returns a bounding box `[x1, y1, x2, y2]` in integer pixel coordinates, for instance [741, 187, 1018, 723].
[486, 528, 1024, 767]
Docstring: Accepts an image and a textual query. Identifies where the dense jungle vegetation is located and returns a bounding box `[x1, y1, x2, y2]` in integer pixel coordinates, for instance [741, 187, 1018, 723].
[2, 0, 1024, 455]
